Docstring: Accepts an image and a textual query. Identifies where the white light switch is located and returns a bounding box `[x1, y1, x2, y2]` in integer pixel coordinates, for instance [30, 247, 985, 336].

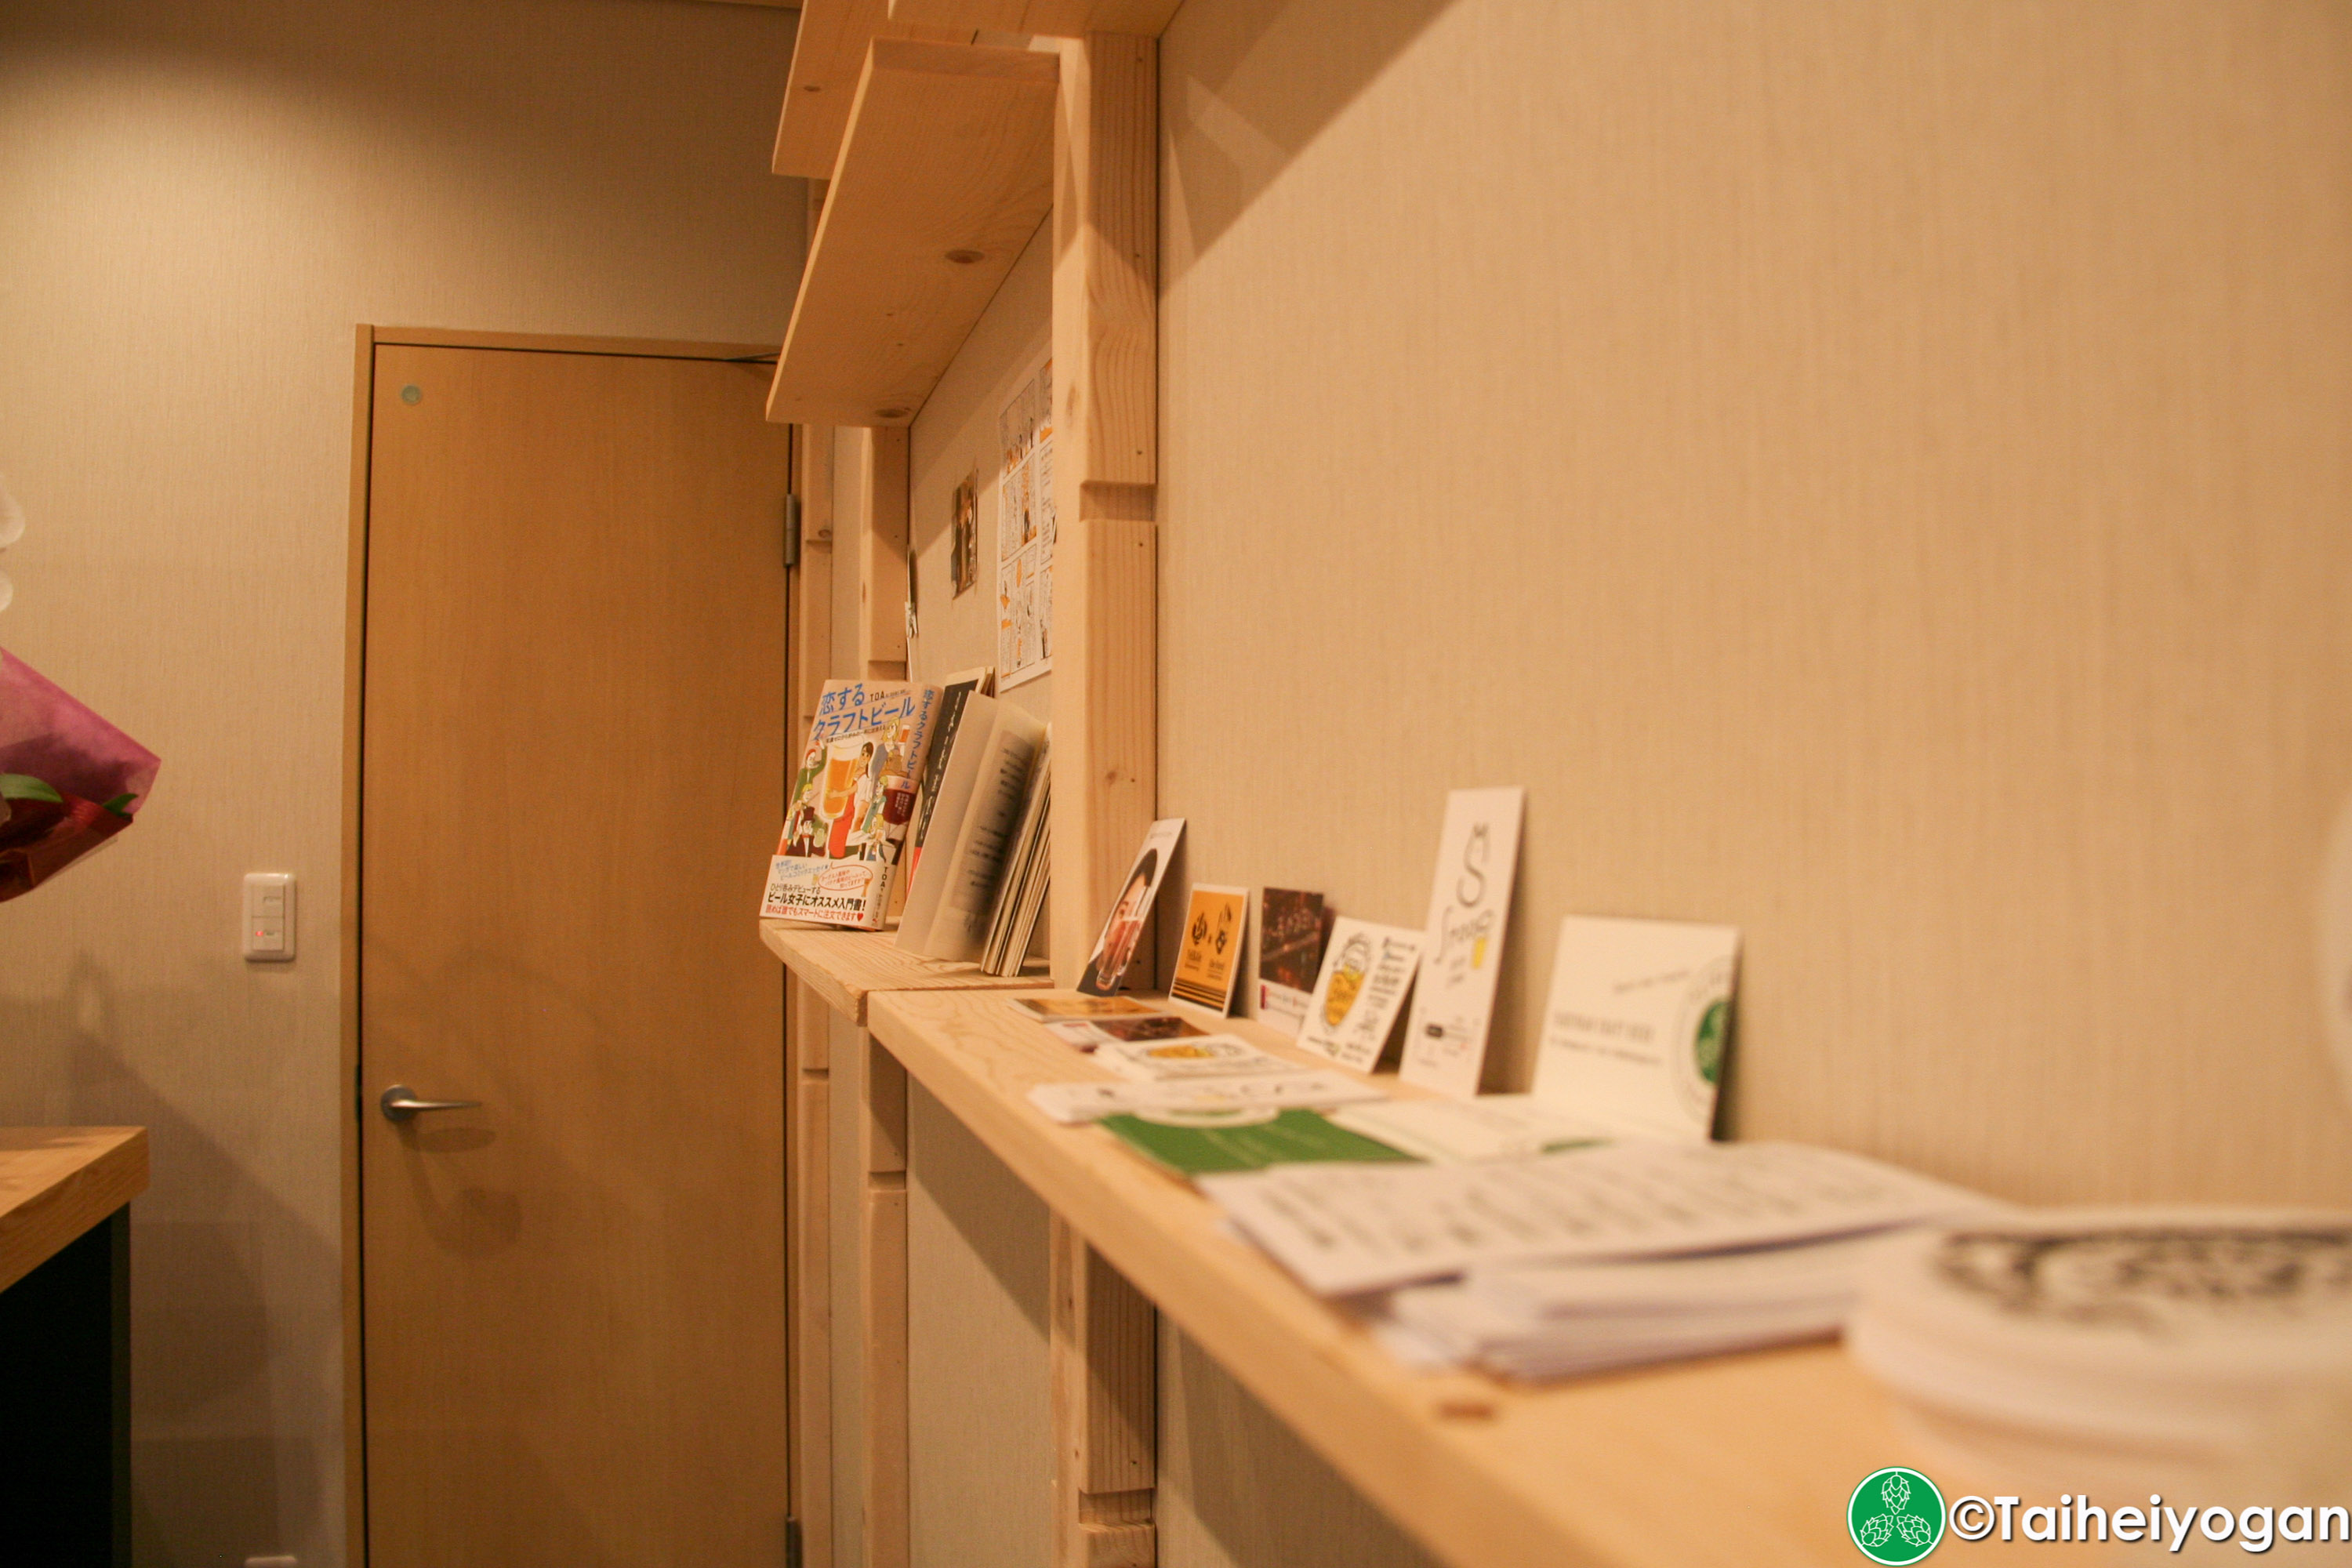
[243, 873, 295, 962]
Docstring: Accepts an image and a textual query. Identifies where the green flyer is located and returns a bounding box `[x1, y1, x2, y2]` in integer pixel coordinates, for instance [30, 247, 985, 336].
[1101, 1109, 1418, 1178]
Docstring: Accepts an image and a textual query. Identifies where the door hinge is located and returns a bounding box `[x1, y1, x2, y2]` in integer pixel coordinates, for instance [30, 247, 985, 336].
[784, 494, 801, 570]
[785, 1516, 803, 1568]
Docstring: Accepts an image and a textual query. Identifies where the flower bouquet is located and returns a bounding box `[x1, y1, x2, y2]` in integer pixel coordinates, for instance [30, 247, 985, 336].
[0, 648, 160, 902]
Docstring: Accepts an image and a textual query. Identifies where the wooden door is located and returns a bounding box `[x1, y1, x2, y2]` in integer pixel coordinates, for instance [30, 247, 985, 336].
[359, 341, 789, 1566]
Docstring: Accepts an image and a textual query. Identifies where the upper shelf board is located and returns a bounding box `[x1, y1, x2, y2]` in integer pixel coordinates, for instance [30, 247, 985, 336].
[886, 0, 1182, 37]
[775, 0, 983, 180]
[767, 38, 1060, 428]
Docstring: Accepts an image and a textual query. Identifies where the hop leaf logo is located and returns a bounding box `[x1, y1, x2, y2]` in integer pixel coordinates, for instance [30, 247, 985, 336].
[1847, 1468, 1944, 1563]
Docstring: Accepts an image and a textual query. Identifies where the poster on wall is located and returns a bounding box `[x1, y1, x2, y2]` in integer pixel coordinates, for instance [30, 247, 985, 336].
[995, 358, 1054, 689]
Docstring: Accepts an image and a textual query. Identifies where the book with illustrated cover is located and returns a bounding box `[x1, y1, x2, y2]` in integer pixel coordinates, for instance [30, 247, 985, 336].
[760, 681, 943, 929]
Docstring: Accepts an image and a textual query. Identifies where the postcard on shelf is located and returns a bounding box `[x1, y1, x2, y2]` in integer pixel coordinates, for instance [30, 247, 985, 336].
[1530, 915, 1740, 1142]
[1076, 817, 1186, 996]
[1025, 1072, 1388, 1126]
[1255, 888, 1330, 1036]
[1008, 995, 1161, 1022]
[1093, 1033, 1302, 1083]
[1169, 884, 1249, 1014]
[1328, 1094, 1610, 1163]
[1295, 917, 1425, 1072]
[1399, 787, 1525, 1097]
[1099, 1109, 1419, 1180]
[1040, 1013, 1206, 1050]
[760, 681, 942, 929]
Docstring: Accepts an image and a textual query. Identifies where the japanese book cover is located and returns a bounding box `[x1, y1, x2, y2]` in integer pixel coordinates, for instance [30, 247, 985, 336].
[760, 680, 942, 929]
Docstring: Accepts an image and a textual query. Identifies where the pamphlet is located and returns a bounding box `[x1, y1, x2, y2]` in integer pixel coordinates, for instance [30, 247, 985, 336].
[1399, 788, 1525, 1097]
[1092, 1034, 1302, 1083]
[1025, 1071, 1387, 1125]
[1255, 889, 1330, 1035]
[1076, 818, 1185, 996]
[1169, 884, 1249, 1014]
[1530, 915, 1740, 1142]
[1201, 1140, 1983, 1296]
[1040, 1014, 1207, 1051]
[1295, 917, 1425, 1073]
[1100, 1109, 1418, 1179]
[1007, 995, 1160, 1022]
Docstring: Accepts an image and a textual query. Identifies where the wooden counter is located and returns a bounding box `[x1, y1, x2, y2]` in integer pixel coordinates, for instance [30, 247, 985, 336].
[760, 920, 1049, 1025]
[0, 1127, 147, 1294]
[867, 992, 2025, 1568]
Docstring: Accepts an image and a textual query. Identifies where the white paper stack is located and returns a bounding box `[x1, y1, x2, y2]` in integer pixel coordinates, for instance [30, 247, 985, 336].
[1202, 1140, 1987, 1296]
[1374, 1229, 1907, 1379]
[1847, 1209, 2352, 1497]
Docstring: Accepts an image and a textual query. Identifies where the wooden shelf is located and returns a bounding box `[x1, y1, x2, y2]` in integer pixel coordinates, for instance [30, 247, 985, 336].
[760, 920, 1049, 1025]
[866, 991, 1964, 1568]
[766, 38, 1058, 428]
[886, 0, 1181, 37]
[0, 1128, 147, 1295]
[773, 0, 980, 180]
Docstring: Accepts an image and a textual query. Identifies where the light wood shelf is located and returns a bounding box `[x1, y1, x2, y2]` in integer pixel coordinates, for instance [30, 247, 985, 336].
[886, 0, 1181, 37]
[865, 991, 2012, 1568]
[0, 1128, 147, 1295]
[766, 38, 1059, 428]
[773, 0, 979, 180]
[760, 920, 1049, 1025]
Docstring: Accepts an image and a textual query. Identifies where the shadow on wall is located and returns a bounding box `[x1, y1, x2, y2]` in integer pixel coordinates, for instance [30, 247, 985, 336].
[1163, 0, 1460, 281]
[0, 957, 334, 1568]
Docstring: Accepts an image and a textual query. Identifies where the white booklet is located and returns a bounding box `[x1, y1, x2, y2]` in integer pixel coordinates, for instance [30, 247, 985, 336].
[1530, 915, 1740, 1142]
[1200, 1140, 1983, 1297]
[1399, 787, 1525, 1096]
[1295, 917, 1425, 1073]
[1026, 1072, 1387, 1125]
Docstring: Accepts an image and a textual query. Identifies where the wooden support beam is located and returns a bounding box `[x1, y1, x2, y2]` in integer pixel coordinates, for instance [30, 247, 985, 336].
[1051, 1216, 1156, 1568]
[1049, 32, 1159, 989]
[861, 1039, 913, 1568]
[860, 426, 911, 679]
[786, 424, 837, 1568]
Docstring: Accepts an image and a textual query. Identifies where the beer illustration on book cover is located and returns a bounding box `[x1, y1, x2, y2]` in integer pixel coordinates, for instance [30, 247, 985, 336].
[761, 681, 942, 929]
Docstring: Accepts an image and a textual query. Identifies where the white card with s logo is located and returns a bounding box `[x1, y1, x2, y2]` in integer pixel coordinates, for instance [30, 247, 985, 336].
[1399, 787, 1526, 1096]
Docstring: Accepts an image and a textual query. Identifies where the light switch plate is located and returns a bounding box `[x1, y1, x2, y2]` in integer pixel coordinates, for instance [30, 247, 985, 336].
[243, 873, 295, 962]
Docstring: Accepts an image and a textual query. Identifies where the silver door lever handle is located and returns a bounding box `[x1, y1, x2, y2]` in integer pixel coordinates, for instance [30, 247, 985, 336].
[379, 1084, 483, 1122]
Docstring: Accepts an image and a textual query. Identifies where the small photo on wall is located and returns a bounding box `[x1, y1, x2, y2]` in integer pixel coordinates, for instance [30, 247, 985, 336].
[950, 470, 978, 597]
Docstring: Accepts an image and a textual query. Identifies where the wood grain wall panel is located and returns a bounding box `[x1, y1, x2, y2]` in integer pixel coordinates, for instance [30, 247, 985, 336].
[1158, 0, 2352, 1209]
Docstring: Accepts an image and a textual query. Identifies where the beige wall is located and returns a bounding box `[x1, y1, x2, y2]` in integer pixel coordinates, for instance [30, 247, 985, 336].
[0, 2, 803, 1562]
[1160, 0, 2352, 1210]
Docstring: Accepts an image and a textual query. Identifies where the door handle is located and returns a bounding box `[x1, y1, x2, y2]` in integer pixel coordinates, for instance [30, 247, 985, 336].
[379, 1083, 483, 1123]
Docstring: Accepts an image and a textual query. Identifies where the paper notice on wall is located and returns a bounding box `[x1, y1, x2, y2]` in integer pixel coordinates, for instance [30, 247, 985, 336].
[996, 358, 1054, 690]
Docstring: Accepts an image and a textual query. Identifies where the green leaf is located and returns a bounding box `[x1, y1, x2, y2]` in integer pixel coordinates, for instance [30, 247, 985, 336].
[0, 774, 63, 804]
[101, 793, 136, 816]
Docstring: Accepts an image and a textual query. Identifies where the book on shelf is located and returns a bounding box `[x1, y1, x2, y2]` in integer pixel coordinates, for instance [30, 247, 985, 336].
[901, 668, 992, 901]
[760, 681, 943, 930]
[979, 734, 1051, 975]
[895, 696, 1047, 961]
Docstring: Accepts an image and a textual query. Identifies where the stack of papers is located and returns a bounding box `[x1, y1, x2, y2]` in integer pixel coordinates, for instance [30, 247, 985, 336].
[1200, 1140, 1988, 1296]
[1026, 1072, 1385, 1125]
[1373, 1229, 1904, 1378]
